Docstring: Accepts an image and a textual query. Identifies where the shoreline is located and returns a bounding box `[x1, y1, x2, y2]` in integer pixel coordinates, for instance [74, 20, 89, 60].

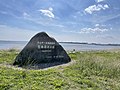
[1, 48, 120, 52]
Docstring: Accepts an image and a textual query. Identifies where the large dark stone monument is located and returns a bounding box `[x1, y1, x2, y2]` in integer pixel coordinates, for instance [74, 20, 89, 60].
[13, 32, 71, 68]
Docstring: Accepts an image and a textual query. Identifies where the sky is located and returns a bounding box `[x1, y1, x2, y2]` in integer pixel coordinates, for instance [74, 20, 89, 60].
[0, 0, 120, 44]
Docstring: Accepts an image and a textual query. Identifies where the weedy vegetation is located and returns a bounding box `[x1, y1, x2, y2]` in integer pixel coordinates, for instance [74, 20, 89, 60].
[0, 49, 120, 90]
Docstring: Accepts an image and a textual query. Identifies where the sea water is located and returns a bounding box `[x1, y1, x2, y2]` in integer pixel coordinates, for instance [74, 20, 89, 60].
[0, 41, 120, 51]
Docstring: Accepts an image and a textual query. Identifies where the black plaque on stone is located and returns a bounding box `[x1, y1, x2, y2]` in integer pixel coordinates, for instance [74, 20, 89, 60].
[13, 32, 71, 68]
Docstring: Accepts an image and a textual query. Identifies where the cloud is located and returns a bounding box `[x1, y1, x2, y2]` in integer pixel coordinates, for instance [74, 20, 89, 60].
[84, 4, 109, 14]
[96, 35, 117, 43]
[95, 24, 107, 27]
[0, 24, 38, 41]
[96, 0, 105, 3]
[23, 12, 30, 18]
[38, 7, 55, 18]
[91, 13, 120, 23]
[79, 27, 108, 33]
[61, 26, 108, 34]
[49, 7, 53, 11]
[0, 11, 8, 14]
[96, 35, 114, 39]
[95, 24, 100, 27]
[104, 4, 109, 8]
[23, 12, 30, 17]
[22, 16, 64, 28]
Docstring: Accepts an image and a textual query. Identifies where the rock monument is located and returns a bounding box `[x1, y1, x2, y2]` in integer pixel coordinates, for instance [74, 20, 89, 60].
[13, 32, 71, 68]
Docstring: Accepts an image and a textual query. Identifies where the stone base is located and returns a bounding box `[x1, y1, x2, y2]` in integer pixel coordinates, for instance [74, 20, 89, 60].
[21, 61, 70, 69]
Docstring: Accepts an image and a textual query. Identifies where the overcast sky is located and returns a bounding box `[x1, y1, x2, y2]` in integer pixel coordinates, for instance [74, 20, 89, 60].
[0, 0, 120, 43]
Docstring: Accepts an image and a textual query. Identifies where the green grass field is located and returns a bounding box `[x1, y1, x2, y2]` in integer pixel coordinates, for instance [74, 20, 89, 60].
[0, 49, 120, 90]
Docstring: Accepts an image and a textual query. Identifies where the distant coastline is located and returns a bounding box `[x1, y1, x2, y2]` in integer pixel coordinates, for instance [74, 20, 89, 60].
[0, 40, 27, 43]
[0, 40, 120, 46]
[59, 42, 120, 46]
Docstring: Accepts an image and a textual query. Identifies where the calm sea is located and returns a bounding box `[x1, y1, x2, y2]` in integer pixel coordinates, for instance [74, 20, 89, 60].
[0, 41, 120, 51]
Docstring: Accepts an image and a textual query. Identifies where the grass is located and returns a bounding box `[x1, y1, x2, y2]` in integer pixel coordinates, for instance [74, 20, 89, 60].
[0, 49, 120, 90]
